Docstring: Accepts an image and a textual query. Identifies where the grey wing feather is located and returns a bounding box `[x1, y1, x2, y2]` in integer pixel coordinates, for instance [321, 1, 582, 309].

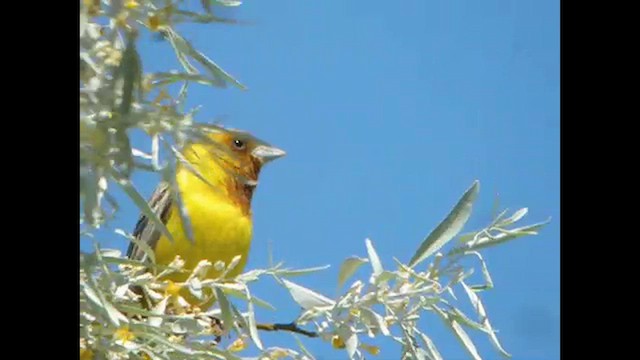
[126, 182, 173, 261]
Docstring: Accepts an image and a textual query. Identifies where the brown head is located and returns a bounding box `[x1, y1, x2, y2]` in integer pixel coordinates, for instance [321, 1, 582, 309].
[182, 127, 286, 215]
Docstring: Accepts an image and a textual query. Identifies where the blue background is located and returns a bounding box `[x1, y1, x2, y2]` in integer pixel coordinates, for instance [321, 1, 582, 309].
[82, 0, 559, 359]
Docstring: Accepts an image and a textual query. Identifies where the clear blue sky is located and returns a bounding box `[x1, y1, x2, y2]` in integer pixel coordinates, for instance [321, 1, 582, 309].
[83, 0, 559, 359]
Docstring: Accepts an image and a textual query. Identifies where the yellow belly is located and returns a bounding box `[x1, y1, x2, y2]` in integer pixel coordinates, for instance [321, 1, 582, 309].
[154, 190, 253, 285]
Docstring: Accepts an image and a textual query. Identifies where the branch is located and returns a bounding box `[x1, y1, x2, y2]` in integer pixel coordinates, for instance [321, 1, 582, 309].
[256, 322, 318, 338]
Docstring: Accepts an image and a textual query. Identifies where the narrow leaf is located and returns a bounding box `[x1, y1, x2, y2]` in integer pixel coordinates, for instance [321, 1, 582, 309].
[409, 181, 480, 268]
[117, 179, 175, 243]
[115, 228, 156, 264]
[434, 306, 482, 360]
[461, 281, 511, 358]
[337, 257, 369, 289]
[149, 297, 168, 327]
[277, 265, 331, 277]
[450, 219, 551, 255]
[282, 279, 335, 310]
[365, 238, 383, 276]
[214, 287, 233, 335]
[360, 307, 390, 336]
[499, 207, 528, 226]
[293, 335, 315, 360]
[419, 332, 443, 360]
[245, 288, 264, 350]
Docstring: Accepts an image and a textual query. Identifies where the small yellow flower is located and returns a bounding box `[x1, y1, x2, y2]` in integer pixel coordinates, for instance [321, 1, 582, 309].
[105, 50, 123, 67]
[360, 343, 380, 356]
[115, 12, 129, 28]
[148, 14, 162, 31]
[153, 88, 171, 105]
[384, 316, 396, 327]
[227, 337, 247, 352]
[83, 0, 100, 16]
[168, 335, 184, 344]
[349, 308, 361, 317]
[80, 347, 94, 360]
[165, 280, 182, 297]
[331, 335, 345, 349]
[142, 75, 154, 93]
[114, 325, 135, 343]
[269, 349, 289, 359]
[124, 0, 140, 10]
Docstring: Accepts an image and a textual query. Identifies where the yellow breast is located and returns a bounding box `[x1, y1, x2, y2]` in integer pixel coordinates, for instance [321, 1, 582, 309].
[154, 167, 253, 284]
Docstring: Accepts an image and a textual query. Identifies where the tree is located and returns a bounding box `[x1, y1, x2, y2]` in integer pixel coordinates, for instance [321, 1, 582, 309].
[80, 1, 549, 359]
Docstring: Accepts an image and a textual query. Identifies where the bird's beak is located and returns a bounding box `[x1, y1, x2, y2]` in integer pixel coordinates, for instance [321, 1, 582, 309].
[252, 145, 286, 164]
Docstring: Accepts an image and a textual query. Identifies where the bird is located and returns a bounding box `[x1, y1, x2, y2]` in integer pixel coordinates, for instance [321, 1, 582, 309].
[126, 127, 285, 308]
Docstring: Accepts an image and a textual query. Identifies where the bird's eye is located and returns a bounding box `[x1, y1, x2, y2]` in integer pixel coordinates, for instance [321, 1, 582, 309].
[233, 139, 246, 150]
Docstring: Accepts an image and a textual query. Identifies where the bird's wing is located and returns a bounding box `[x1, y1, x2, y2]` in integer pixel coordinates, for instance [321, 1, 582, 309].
[126, 182, 173, 261]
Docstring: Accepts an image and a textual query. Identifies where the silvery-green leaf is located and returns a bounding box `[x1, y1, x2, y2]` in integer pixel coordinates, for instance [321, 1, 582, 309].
[445, 286, 457, 301]
[149, 297, 168, 327]
[167, 142, 217, 191]
[456, 231, 477, 244]
[409, 181, 479, 268]
[360, 307, 390, 336]
[117, 32, 142, 116]
[116, 228, 157, 265]
[461, 281, 511, 358]
[365, 238, 384, 276]
[139, 348, 168, 360]
[165, 28, 246, 89]
[230, 304, 249, 332]
[400, 325, 423, 360]
[117, 179, 175, 244]
[104, 300, 128, 326]
[190, 47, 247, 90]
[142, 334, 200, 356]
[165, 29, 199, 74]
[467, 251, 493, 291]
[80, 11, 87, 36]
[376, 270, 398, 285]
[132, 148, 152, 160]
[492, 208, 510, 225]
[215, 286, 275, 310]
[214, 0, 243, 6]
[188, 278, 203, 300]
[171, 318, 200, 334]
[166, 166, 195, 245]
[449, 308, 487, 333]
[450, 219, 550, 255]
[434, 306, 482, 360]
[81, 282, 102, 307]
[81, 168, 99, 225]
[151, 72, 218, 87]
[337, 326, 359, 360]
[99, 248, 121, 258]
[498, 208, 528, 227]
[419, 332, 443, 360]
[214, 287, 233, 335]
[282, 279, 335, 310]
[293, 335, 315, 360]
[277, 265, 331, 277]
[245, 289, 264, 350]
[337, 257, 369, 289]
[151, 134, 160, 170]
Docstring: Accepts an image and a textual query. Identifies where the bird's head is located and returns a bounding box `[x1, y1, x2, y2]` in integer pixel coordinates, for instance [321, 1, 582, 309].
[180, 126, 286, 206]
[205, 128, 286, 184]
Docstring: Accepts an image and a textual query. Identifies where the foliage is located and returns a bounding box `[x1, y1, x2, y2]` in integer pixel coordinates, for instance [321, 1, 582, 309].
[79, 1, 549, 359]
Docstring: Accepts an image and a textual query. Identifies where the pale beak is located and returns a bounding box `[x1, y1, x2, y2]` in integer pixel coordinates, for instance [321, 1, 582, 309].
[252, 145, 286, 164]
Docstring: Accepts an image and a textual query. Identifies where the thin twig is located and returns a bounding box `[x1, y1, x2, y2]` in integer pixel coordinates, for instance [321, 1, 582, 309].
[256, 322, 318, 338]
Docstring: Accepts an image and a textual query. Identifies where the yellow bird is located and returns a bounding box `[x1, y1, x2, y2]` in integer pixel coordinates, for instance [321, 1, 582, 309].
[126, 127, 285, 307]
